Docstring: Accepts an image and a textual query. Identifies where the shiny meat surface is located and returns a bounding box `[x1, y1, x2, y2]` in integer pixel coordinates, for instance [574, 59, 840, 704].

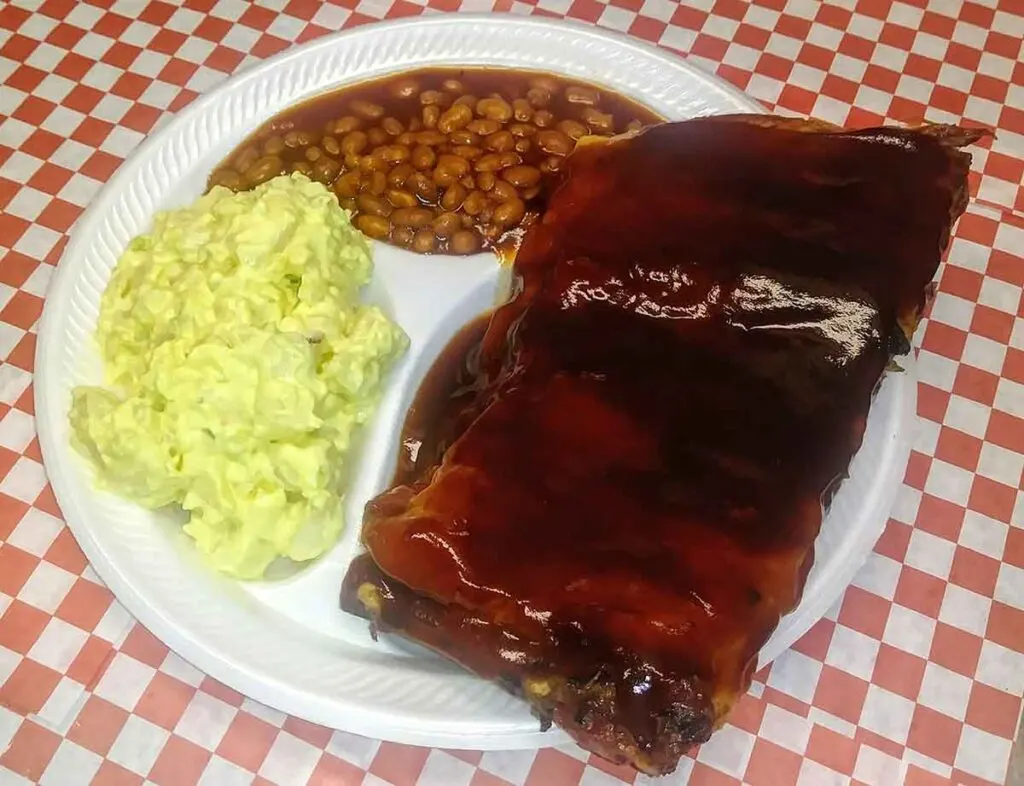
[342, 116, 984, 774]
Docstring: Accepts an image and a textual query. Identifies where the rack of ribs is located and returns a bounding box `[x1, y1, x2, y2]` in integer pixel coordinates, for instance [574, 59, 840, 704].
[340, 115, 987, 775]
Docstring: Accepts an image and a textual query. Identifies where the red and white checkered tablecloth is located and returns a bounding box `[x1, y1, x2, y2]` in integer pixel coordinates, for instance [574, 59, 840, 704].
[1, 1, 1022, 784]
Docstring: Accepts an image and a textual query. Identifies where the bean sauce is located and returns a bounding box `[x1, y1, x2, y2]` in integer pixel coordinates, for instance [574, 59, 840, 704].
[209, 68, 662, 255]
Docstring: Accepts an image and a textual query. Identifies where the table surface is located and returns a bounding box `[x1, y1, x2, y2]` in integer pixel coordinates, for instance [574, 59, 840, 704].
[1, 1, 1023, 785]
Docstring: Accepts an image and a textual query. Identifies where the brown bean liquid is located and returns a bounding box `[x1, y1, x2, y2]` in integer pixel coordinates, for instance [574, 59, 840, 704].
[209, 68, 662, 254]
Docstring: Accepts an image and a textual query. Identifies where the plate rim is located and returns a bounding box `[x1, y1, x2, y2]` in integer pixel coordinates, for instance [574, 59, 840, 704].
[34, 13, 909, 749]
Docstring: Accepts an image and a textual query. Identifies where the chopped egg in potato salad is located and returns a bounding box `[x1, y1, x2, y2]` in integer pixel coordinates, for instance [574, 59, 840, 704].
[70, 173, 408, 579]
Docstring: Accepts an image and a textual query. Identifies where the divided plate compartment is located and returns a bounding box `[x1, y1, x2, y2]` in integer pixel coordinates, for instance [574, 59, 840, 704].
[34, 15, 914, 748]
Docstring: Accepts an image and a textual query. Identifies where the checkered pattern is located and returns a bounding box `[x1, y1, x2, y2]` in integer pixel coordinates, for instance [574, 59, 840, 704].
[1, 0, 1022, 784]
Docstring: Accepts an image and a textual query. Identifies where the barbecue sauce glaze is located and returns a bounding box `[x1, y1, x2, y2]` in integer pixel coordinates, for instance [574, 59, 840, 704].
[343, 118, 981, 771]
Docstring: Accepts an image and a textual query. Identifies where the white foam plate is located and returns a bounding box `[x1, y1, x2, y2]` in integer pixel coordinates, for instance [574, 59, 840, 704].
[35, 15, 914, 749]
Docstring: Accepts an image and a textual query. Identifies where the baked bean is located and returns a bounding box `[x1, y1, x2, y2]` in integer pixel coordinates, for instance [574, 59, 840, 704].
[382, 117, 404, 136]
[423, 104, 441, 129]
[484, 130, 515, 152]
[334, 171, 361, 199]
[448, 130, 480, 146]
[234, 146, 260, 172]
[442, 78, 465, 93]
[351, 100, 385, 120]
[498, 151, 523, 169]
[364, 170, 387, 196]
[529, 75, 559, 93]
[460, 174, 476, 190]
[395, 133, 415, 147]
[343, 153, 360, 170]
[408, 117, 423, 132]
[305, 146, 323, 162]
[582, 107, 614, 134]
[407, 171, 439, 204]
[332, 116, 362, 135]
[322, 136, 341, 156]
[566, 86, 600, 106]
[508, 123, 537, 138]
[416, 130, 447, 146]
[341, 131, 369, 156]
[364, 151, 391, 173]
[522, 185, 542, 201]
[502, 165, 542, 188]
[513, 98, 534, 122]
[356, 193, 392, 217]
[557, 119, 589, 140]
[526, 87, 551, 108]
[244, 155, 284, 186]
[476, 97, 513, 122]
[420, 90, 446, 105]
[285, 130, 318, 148]
[466, 119, 501, 136]
[475, 151, 521, 172]
[391, 207, 434, 228]
[514, 138, 532, 154]
[491, 180, 519, 203]
[437, 154, 470, 178]
[477, 171, 497, 192]
[210, 169, 244, 190]
[358, 153, 388, 173]
[493, 197, 526, 228]
[441, 182, 467, 211]
[307, 161, 331, 182]
[432, 212, 461, 237]
[453, 94, 477, 109]
[474, 153, 503, 173]
[536, 129, 572, 156]
[540, 156, 562, 175]
[534, 111, 555, 129]
[390, 78, 419, 99]
[411, 145, 437, 170]
[437, 103, 473, 134]
[355, 214, 390, 240]
[339, 197, 357, 212]
[451, 145, 483, 161]
[387, 163, 415, 189]
[392, 226, 415, 246]
[450, 229, 481, 255]
[312, 158, 340, 183]
[263, 136, 286, 156]
[433, 167, 458, 188]
[367, 127, 389, 147]
[386, 188, 418, 208]
[462, 190, 488, 216]
[412, 229, 437, 254]
[379, 145, 411, 165]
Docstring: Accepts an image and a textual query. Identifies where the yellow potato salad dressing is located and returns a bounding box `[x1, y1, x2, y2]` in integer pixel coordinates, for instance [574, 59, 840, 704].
[70, 174, 408, 579]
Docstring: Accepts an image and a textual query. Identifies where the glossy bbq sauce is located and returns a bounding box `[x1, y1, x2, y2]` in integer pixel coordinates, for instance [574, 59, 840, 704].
[395, 241, 520, 485]
[394, 315, 489, 487]
[347, 119, 983, 773]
